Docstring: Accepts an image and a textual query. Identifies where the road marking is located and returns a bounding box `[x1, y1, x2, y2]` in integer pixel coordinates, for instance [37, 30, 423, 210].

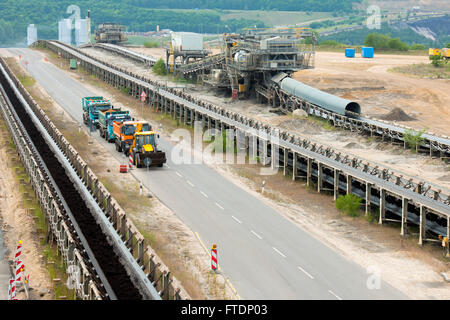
[165, 164, 171, 169]
[226, 278, 241, 300]
[187, 180, 195, 187]
[215, 202, 224, 210]
[250, 230, 262, 240]
[200, 191, 208, 198]
[231, 216, 242, 224]
[175, 171, 182, 177]
[297, 266, 314, 279]
[328, 290, 343, 300]
[272, 247, 286, 258]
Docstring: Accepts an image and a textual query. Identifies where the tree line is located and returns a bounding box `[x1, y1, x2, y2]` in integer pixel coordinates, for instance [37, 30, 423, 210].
[0, 0, 268, 45]
[320, 21, 448, 48]
[0, 0, 361, 46]
[129, 0, 360, 12]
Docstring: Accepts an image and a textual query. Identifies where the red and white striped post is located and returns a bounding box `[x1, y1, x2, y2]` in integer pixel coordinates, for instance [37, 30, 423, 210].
[129, 154, 133, 169]
[8, 279, 15, 300]
[211, 244, 218, 272]
[15, 260, 24, 282]
[14, 240, 22, 264]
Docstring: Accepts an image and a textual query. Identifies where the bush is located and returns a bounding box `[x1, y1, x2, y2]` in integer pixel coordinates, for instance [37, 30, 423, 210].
[410, 43, 426, 50]
[429, 55, 444, 68]
[364, 33, 409, 51]
[403, 128, 426, 151]
[335, 194, 362, 217]
[119, 86, 130, 95]
[152, 58, 167, 76]
[143, 41, 159, 48]
[319, 40, 346, 48]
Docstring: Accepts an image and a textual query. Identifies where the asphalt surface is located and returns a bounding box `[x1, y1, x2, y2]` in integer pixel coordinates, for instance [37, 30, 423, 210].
[0, 226, 9, 300]
[7, 47, 408, 300]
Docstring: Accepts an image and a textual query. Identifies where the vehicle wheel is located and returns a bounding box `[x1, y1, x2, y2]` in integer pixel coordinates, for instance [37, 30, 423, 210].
[158, 163, 163, 167]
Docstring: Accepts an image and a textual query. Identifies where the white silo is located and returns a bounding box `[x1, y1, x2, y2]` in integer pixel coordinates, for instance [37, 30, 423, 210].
[27, 24, 38, 46]
[58, 19, 72, 45]
[75, 19, 88, 46]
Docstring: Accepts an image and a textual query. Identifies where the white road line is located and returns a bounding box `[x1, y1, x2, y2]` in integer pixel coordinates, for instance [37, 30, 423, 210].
[297, 266, 314, 280]
[165, 164, 170, 169]
[175, 171, 182, 177]
[187, 180, 195, 187]
[272, 247, 286, 258]
[250, 230, 262, 240]
[231, 216, 242, 224]
[215, 202, 224, 210]
[328, 290, 343, 300]
[200, 191, 208, 198]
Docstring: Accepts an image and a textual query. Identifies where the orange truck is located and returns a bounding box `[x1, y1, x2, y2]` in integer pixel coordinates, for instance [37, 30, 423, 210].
[113, 120, 152, 155]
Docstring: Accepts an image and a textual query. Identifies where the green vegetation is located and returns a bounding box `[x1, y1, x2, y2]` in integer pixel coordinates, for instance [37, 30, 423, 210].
[0, 1, 269, 45]
[18, 74, 35, 87]
[221, 10, 332, 27]
[410, 44, 426, 50]
[124, 35, 168, 46]
[143, 40, 160, 48]
[310, 15, 364, 30]
[131, 0, 360, 12]
[152, 58, 167, 75]
[335, 194, 362, 217]
[429, 54, 447, 68]
[120, 86, 130, 95]
[317, 39, 348, 49]
[317, 38, 429, 54]
[321, 20, 449, 48]
[403, 128, 427, 152]
[212, 130, 237, 154]
[364, 33, 409, 51]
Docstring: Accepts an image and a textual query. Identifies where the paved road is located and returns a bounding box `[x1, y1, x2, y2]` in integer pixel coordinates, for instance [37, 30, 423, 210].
[0, 226, 10, 300]
[8, 47, 408, 300]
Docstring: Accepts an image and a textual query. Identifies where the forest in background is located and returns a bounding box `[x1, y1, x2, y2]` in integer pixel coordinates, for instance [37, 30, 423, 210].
[0, 0, 360, 45]
[0, 0, 446, 48]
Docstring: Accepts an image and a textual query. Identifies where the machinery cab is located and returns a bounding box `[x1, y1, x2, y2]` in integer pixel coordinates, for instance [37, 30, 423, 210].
[131, 131, 159, 155]
[114, 120, 152, 154]
[130, 131, 166, 168]
[87, 100, 112, 127]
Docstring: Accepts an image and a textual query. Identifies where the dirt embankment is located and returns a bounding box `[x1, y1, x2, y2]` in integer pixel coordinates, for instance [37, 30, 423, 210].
[0, 121, 52, 300]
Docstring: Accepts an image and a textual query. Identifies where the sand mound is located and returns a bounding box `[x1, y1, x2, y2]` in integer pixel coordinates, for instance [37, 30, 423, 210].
[380, 107, 416, 121]
[344, 142, 363, 149]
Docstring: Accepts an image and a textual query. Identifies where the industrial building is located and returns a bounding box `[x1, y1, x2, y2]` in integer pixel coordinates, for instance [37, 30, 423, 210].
[95, 23, 127, 44]
[75, 19, 89, 46]
[166, 32, 210, 75]
[58, 19, 72, 45]
[175, 28, 316, 101]
[27, 24, 37, 46]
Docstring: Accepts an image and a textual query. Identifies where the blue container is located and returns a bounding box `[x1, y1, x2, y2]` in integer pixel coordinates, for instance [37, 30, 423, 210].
[361, 47, 374, 58]
[345, 48, 355, 58]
